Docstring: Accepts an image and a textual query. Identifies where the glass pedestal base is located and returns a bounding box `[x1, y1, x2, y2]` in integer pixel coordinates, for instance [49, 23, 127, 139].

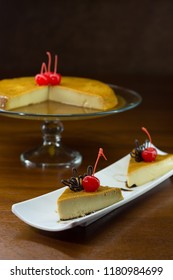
[20, 120, 82, 168]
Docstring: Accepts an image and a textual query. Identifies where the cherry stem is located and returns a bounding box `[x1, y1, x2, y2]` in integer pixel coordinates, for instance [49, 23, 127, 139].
[46, 51, 51, 72]
[40, 62, 47, 74]
[54, 55, 58, 74]
[93, 148, 107, 175]
[142, 127, 152, 145]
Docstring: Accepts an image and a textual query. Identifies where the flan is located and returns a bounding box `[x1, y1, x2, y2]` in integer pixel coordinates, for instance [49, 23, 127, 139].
[127, 153, 173, 187]
[0, 76, 117, 111]
[57, 186, 123, 220]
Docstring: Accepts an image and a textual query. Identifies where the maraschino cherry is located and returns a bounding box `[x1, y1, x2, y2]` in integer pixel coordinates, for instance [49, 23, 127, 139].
[141, 127, 157, 162]
[35, 63, 49, 85]
[35, 51, 61, 86]
[82, 148, 107, 192]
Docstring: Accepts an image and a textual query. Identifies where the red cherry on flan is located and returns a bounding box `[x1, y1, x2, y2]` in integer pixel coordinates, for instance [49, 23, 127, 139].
[82, 175, 100, 192]
[49, 73, 61, 85]
[35, 52, 62, 86]
[141, 127, 157, 162]
[141, 147, 157, 162]
[82, 148, 107, 192]
[35, 74, 49, 85]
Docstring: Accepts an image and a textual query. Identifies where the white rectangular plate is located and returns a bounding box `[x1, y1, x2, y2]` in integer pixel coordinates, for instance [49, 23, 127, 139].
[12, 148, 173, 231]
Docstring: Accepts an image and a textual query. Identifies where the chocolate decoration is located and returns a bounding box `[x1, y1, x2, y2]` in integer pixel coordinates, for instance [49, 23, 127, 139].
[130, 139, 149, 162]
[61, 165, 94, 192]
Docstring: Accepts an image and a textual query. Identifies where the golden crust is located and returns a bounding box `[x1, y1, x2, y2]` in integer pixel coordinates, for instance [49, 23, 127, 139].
[58, 185, 121, 201]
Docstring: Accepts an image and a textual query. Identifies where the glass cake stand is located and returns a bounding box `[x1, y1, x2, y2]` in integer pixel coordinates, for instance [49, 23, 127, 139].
[0, 84, 142, 168]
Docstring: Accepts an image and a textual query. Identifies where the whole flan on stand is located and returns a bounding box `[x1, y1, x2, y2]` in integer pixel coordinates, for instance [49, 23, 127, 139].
[0, 52, 118, 111]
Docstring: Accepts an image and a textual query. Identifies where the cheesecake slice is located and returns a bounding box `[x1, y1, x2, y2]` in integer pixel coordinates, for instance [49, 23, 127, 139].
[127, 153, 173, 187]
[0, 76, 117, 111]
[57, 186, 123, 220]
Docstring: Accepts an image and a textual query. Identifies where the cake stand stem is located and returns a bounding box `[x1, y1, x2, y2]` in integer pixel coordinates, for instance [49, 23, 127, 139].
[20, 120, 82, 168]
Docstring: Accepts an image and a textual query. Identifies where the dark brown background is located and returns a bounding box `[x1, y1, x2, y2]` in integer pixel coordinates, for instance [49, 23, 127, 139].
[0, 0, 173, 82]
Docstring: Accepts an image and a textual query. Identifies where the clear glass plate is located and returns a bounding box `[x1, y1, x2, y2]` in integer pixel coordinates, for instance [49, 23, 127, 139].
[0, 84, 142, 168]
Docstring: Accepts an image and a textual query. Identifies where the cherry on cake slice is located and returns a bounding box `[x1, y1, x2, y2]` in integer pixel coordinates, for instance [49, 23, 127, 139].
[57, 148, 123, 220]
[127, 154, 173, 187]
[127, 127, 173, 187]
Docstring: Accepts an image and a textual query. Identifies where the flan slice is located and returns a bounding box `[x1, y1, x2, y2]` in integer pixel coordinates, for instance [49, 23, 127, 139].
[0, 76, 117, 111]
[57, 186, 123, 220]
[127, 154, 173, 187]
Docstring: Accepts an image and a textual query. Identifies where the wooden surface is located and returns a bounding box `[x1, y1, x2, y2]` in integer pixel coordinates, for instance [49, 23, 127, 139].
[0, 77, 173, 260]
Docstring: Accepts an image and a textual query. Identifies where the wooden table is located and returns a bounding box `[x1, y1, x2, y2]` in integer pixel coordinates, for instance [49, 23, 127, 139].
[0, 77, 173, 260]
